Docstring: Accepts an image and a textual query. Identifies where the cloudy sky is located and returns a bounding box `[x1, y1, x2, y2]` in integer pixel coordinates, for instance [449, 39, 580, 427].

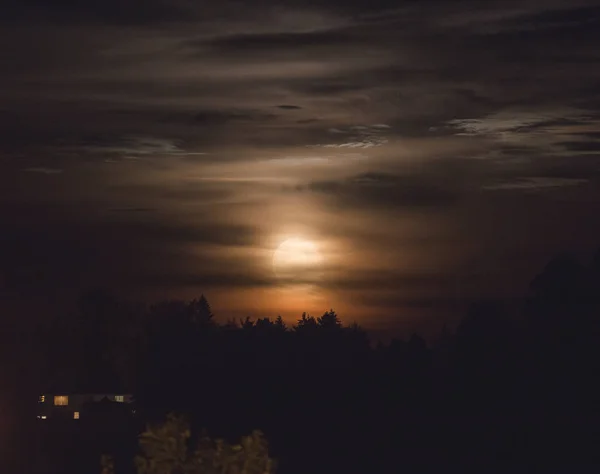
[2, 0, 600, 334]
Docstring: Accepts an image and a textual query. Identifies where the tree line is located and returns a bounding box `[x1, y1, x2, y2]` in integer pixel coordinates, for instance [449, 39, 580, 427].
[34, 250, 600, 473]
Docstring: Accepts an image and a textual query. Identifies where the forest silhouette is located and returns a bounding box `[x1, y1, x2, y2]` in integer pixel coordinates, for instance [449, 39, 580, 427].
[29, 249, 600, 473]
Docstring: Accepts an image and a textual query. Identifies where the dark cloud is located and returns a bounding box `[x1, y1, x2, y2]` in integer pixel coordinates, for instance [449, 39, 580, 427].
[130, 221, 263, 248]
[4, 0, 193, 24]
[138, 271, 274, 290]
[2, 0, 600, 329]
[0, 206, 266, 296]
[302, 171, 462, 211]
[324, 271, 452, 292]
[577, 132, 600, 140]
[501, 155, 600, 180]
[291, 80, 367, 96]
[105, 182, 235, 202]
[355, 294, 461, 311]
[107, 207, 158, 213]
[276, 105, 302, 110]
[198, 29, 359, 57]
[482, 177, 589, 192]
[558, 141, 600, 152]
[486, 4, 600, 34]
[193, 109, 278, 124]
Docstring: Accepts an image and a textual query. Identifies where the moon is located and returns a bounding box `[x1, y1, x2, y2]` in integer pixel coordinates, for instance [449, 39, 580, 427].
[272, 237, 323, 281]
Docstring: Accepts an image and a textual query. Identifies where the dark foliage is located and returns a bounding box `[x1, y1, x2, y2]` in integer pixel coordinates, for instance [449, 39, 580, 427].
[32, 251, 600, 473]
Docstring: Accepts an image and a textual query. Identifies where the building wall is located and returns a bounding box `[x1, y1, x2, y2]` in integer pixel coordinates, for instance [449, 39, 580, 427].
[37, 393, 133, 420]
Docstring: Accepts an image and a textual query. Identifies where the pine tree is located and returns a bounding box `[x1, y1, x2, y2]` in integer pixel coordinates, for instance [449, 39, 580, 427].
[274, 315, 287, 331]
[295, 312, 317, 332]
[188, 294, 215, 328]
[317, 309, 342, 330]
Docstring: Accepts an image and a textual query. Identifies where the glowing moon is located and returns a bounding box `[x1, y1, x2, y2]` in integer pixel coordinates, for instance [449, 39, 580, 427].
[272, 237, 323, 280]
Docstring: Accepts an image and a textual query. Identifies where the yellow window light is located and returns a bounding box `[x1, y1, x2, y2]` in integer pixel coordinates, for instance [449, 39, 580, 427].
[54, 395, 69, 406]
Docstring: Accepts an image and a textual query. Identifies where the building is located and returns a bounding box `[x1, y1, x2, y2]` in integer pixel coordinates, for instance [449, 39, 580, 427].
[34, 392, 139, 474]
[37, 393, 135, 421]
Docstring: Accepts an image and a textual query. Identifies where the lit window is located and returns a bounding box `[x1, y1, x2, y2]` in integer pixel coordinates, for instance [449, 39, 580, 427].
[115, 395, 124, 402]
[54, 395, 68, 406]
[73, 411, 80, 419]
[39, 395, 45, 403]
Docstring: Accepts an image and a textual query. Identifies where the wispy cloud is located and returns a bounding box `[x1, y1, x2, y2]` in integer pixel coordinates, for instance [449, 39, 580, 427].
[301, 171, 461, 211]
[46, 136, 208, 164]
[445, 110, 598, 143]
[107, 207, 158, 213]
[22, 167, 63, 175]
[482, 177, 588, 191]
[266, 153, 368, 166]
[81, 136, 205, 157]
[308, 124, 391, 149]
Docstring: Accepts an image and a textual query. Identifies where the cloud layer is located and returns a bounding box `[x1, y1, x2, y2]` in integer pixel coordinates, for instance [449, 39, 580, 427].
[2, 0, 600, 332]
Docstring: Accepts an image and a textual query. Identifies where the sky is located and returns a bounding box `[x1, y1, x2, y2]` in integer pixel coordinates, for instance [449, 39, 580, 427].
[1, 0, 600, 334]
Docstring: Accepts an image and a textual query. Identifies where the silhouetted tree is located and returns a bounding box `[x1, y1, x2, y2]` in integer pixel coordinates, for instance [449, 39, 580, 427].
[255, 317, 276, 332]
[188, 294, 215, 328]
[317, 309, 342, 330]
[223, 318, 239, 330]
[240, 316, 255, 331]
[274, 315, 287, 331]
[294, 312, 317, 332]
